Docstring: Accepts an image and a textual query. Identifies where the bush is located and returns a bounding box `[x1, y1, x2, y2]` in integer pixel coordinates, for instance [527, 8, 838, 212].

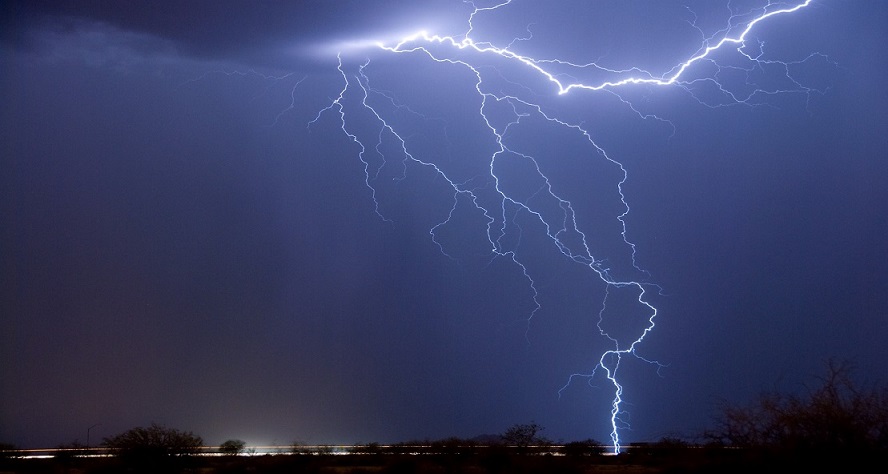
[706, 359, 888, 459]
[500, 422, 552, 455]
[559, 439, 604, 457]
[220, 439, 246, 456]
[103, 423, 203, 460]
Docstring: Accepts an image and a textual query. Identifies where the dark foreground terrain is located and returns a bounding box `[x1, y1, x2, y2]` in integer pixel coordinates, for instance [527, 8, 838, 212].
[2, 447, 884, 474]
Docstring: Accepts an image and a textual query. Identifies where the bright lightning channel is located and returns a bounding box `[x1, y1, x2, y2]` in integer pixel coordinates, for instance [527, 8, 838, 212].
[313, 0, 822, 454]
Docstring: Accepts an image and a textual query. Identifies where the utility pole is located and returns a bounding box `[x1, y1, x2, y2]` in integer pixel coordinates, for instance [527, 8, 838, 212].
[87, 424, 101, 450]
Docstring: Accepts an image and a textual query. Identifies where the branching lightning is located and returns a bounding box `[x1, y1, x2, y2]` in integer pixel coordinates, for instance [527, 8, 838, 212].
[309, 0, 826, 453]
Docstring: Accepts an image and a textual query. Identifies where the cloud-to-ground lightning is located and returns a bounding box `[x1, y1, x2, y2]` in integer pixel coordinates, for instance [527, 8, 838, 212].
[310, 0, 827, 453]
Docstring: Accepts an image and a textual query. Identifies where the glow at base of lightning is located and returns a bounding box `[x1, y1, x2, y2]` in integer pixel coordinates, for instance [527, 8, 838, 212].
[314, 0, 822, 454]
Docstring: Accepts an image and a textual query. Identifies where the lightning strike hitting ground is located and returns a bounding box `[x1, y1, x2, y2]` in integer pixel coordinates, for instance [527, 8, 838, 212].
[312, 0, 827, 453]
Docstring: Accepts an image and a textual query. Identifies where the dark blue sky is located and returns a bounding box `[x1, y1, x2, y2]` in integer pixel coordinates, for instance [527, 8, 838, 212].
[2, 0, 887, 450]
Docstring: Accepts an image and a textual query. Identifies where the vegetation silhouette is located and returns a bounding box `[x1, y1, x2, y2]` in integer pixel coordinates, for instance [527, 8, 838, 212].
[101, 422, 204, 472]
[701, 358, 888, 470]
[499, 422, 551, 454]
[559, 438, 605, 457]
[2, 361, 886, 472]
[219, 439, 246, 456]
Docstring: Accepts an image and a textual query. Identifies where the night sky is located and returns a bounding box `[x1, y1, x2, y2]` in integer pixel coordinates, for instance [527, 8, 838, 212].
[2, 0, 887, 450]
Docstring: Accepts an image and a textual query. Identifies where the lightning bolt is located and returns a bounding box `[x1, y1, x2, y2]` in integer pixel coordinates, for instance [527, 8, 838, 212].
[309, 0, 828, 454]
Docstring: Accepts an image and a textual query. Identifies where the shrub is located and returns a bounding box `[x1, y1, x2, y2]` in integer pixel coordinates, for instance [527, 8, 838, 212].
[220, 439, 246, 456]
[706, 359, 888, 460]
[103, 423, 203, 460]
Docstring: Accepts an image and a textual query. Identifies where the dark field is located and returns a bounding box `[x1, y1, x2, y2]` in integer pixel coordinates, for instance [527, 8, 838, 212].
[2, 446, 883, 474]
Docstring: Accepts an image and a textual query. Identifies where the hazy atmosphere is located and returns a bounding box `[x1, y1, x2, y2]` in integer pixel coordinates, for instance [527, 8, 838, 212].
[2, 0, 887, 450]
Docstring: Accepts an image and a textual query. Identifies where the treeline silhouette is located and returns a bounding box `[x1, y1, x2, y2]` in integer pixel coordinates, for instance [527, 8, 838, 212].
[2, 360, 886, 473]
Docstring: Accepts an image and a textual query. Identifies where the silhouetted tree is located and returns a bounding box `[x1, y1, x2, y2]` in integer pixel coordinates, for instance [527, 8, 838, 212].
[706, 359, 888, 460]
[501, 422, 551, 454]
[103, 423, 203, 460]
[219, 439, 246, 456]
